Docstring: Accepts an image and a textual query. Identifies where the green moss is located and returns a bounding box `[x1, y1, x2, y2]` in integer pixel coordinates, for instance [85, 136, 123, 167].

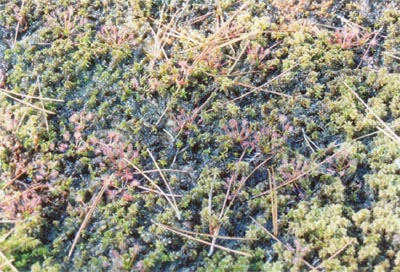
[1, 1, 400, 271]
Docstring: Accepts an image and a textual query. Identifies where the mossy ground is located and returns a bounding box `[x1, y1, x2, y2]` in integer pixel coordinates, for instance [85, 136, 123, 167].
[1, 1, 400, 271]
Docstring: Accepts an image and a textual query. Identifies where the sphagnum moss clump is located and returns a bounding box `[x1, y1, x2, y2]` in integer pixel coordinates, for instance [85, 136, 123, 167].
[1, 1, 400, 271]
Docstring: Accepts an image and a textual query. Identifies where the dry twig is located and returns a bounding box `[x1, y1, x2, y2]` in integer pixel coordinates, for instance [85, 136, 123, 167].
[123, 158, 181, 219]
[153, 220, 251, 257]
[315, 240, 354, 270]
[268, 168, 278, 236]
[0, 249, 18, 272]
[344, 82, 400, 145]
[250, 217, 318, 271]
[208, 155, 274, 255]
[67, 176, 112, 261]
[147, 148, 180, 219]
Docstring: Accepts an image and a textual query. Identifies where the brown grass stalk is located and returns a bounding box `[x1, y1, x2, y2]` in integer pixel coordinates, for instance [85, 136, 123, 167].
[67, 176, 112, 261]
[250, 217, 318, 271]
[268, 168, 278, 236]
[0, 90, 56, 114]
[147, 148, 180, 219]
[153, 221, 251, 257]
[164, 225, 257, 241]
[208, 155, 273, 255]
[37, 77, 49, 132]
[253, 151, 340, 198]
[383, 52, 400, 61]
[315, 240, 354, 270]
[135, 184, 182, 197]
[0, 229, 15, 243]
[131, 168, 190, 175]
[0, 88, 64, 102]
[227, 39, 250, 75]
[4, 169, 27, 189]
[231, 64, 298, 101]
[123, 158, 181, 219]
[190, 0, 252, 67]
[0, 220, 24, 224]
[344, 82, 400, 145]
[0, 250, 18, 272]
[13, 0, 26, 45]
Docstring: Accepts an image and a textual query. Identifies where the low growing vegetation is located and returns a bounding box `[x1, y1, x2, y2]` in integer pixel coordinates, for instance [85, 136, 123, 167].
[1, 0, 400, 271]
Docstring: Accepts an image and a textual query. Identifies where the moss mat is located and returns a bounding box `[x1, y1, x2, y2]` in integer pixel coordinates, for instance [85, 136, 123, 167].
[1, 1, 400, 271]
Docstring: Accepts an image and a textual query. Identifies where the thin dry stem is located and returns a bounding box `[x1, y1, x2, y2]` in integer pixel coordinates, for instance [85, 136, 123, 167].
[156, 102, 170, 126]
[0, 89, 56, 114]
[254, 151, 341, 198]
[123, 158, 181, 219]
[153, 221, 251, 257]
[67, 176, 112, 261]
[216, 0, 235, 54]
[230, 155, 274, 205]
[148, 5, 176, 69]
[190, 0, 252, 68]
[133, 168, 190, 175]
[128, 243, 140, 268]
[315, 240, 353, 270]
[0, 184, 48, 205]
[268, 168, 278, 236]
[356, 28, 383, 69]
[209, 155, 273, 256]
[18, 83, 36, 128]
[0, 220, 23, 224]
[383, 51, 400, 61]
[37, 77, 49, 132]
[250, 217, 318, 271]
[0, 229, 15, 243]
[337, 15, 374, 34]
[205, 0, 251, 43]
[164, 224, 257, 241]
[208, 173, 215, 242]
[185, 12, 213, 25]
[215, 32, 258, 49]
[209, 150, 246, 256]
[163, 25, 202, 46]
[208, 173, 235, 256]
[135, 184, 182, 197]
[302, 128, 320, 152]
[344, 82, 400, 145]
[227, 40, 250, 75]
[13, 0, 26, 45]
[334, 122, 400, 147]
[0, 88, 64, 102]
[204, 65, 298, 115]
[4, 169, 27, 189]
[147, 148, 180, 219]
[207, 156, 272, 254]
[231, 63, 298, 101]
[235, 81, 293, 98]
[148, 4, 187, 69]
[0, 249, 19, 272]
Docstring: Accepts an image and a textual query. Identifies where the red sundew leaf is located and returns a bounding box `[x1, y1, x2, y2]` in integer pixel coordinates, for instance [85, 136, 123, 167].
[122, 192, 133, 201]
[229, 119, 238, 129]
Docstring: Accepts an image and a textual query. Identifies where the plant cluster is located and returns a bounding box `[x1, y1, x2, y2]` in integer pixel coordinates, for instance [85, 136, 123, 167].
[1, 0, 400, 271]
